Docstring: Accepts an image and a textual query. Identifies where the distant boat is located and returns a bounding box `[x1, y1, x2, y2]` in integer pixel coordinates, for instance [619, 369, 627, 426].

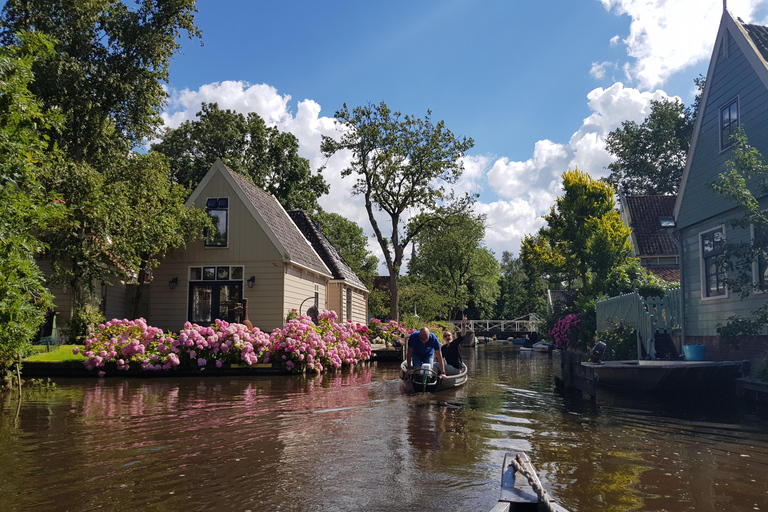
[532, 340, 553, 353]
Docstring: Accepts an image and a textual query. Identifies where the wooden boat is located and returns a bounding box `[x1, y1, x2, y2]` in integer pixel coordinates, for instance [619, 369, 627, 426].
[532, 341, 553, 353]
[491, 452, 569, 512]
[399, 360, 468, 393]
[581, 359, 748, 393]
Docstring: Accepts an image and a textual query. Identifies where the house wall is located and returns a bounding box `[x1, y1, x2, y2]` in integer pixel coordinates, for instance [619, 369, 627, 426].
[678, 28, 768, 229]
[350, 287, 368, 325]
[150, 169, 330, 333]
[284, 264, 327, 321]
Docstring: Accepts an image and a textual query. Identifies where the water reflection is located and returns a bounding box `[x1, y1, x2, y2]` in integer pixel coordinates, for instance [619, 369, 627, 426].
[1, 346, 768, 511]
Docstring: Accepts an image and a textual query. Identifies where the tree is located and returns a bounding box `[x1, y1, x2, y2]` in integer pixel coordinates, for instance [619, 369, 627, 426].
[496, 251, 547, 320]
[0, 34, 63, 373]
[1, 1, 207, 340]
[522, 169, 633, 296]
[0, 0, 201, 167]
[408, 212, 499, 319]
[103, 153, 211, 318]
[711, 128, 768, 346]
[605, 98, 695, 195]
[311, 211, 378, 287]
[321, 102, 474, 320]
[153, 103, 329, 212]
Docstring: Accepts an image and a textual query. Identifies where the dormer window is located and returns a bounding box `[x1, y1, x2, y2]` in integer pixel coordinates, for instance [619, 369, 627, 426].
[720, 98, 739, 150]
[205, 197, 229, 247]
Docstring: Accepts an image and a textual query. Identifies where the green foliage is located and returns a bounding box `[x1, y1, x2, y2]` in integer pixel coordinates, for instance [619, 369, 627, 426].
[0, 34, 62, 372]
[312, 211, 378, 286]
[523, 169, 633, 295]
[367, 288, 390, 321]
[408, 212, 499, 319]
[606, 98, 695, 195]
[397, 276, 452, 324]
[710, 128, 768, 351]
[598, 323, 638, 361]
[154, 103, 329, 212]
[604, 259, 668, 299]
[1, 0, 201, 166]
[321, 101, 475, 320]
[23, 345, 85, 363]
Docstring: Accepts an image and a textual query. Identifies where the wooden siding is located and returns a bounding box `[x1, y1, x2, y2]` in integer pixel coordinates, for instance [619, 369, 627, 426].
[350, 287, 368, 325]
[327, 282, 344, 318]
[681, 220, 762, 336]
[678, 28, 768, 229]
[284, 265, 327, 320]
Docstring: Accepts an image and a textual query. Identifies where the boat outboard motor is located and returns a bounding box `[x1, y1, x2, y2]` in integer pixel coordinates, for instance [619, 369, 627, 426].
[591, 341, 607, 364]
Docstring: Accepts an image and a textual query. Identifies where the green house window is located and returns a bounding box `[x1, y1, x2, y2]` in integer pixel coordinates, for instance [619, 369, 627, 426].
[701, 227, 726, 297]
[205, 197, 229, 247]
[720, 98, 739, 150]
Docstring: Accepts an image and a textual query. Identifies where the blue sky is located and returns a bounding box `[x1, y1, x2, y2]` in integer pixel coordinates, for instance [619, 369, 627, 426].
[161, 0, 768, 271]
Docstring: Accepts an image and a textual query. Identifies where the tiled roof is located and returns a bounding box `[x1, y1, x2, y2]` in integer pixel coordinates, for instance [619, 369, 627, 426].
[227, 169, 330, 276]
[624, 195, 678, 256]
[743, 23, 768, 62]
[647, 266, 680, 283]
[287, 210, 368, 292]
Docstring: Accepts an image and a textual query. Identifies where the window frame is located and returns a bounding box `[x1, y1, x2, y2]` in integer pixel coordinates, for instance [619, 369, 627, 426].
[187, 265, 245, 324]
[751, 223, 768, 293]
[719, 97, 739, 152]
[204, 197, 229, 248]
[699, 226, 728, 300]
[346, 288, 352, 321]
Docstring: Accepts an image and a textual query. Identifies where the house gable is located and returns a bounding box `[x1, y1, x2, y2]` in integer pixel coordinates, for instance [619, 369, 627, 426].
[675, 9, 768, 229]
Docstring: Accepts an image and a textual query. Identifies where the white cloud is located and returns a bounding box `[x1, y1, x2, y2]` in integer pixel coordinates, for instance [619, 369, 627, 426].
[599, 0, 768, 89]
[590, 61, 614, 80]
[610, 35, 620, 46]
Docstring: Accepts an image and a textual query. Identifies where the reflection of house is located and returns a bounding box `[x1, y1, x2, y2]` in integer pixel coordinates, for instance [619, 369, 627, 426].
[619, 194, 680, 282]
[49, 159, 369, 337]
[287, 210, 368, 323]
[673, 7, 768, 358]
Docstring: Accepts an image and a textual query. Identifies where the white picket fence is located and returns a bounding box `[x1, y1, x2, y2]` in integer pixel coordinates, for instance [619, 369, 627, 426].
[595, 288, 680, 359]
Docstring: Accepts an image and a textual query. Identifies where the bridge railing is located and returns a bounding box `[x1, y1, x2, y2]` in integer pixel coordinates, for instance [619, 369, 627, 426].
[446, 314, 542, 334]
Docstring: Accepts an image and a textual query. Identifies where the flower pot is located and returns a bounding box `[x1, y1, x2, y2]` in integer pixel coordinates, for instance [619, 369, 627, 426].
[683, 344, 706, 361]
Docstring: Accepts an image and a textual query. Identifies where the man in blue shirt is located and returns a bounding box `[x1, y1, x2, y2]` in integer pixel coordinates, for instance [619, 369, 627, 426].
[406, 327, 446, 380]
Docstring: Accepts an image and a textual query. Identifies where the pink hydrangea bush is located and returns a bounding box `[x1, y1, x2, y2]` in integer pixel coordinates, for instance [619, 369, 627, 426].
[176, 319, 271, 368]
[80, 318, 179, 372]
[269, 310, 372, 374]
[549, 314, 581, 349]
[270, 315, 328, 373]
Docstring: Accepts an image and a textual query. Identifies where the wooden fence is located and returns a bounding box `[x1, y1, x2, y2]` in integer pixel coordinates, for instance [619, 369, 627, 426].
[595, 288, 680, 359]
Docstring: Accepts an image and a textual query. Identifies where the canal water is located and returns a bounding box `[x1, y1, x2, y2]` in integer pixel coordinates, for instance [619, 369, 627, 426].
[1, 344, 767, 512]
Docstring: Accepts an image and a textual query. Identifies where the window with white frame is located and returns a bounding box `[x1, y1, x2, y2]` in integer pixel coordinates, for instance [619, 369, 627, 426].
[346, 288, 352, 321]
[720, 98, 739, 150]
[701, 227, 726, 297]
[205, 197, 229, 247]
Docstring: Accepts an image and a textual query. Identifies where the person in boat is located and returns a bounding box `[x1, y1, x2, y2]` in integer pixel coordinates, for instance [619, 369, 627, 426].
[406, 327, 447, 381]
[441, 316, 467, 376]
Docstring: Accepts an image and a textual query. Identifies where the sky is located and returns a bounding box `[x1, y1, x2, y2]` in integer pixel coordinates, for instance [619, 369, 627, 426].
[160, 0, 768, 273]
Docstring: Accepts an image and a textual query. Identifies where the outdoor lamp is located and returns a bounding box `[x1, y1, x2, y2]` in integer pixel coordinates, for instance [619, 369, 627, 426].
[591, 341, 607, 364]
[169, 277, 178, 289]
[247, 276, 256, 288]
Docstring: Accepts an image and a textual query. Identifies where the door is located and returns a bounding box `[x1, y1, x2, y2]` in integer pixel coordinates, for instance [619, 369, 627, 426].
[189, 281, 243, 325]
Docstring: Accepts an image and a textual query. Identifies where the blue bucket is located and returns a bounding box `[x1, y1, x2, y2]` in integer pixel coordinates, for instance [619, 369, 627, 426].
[683, 344, 706, 361]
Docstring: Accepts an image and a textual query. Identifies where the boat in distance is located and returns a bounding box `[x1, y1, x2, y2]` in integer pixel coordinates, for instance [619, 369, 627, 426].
[399, 360, 468, 393]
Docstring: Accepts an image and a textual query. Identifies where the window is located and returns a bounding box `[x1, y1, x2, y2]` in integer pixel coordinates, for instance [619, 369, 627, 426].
[346, 288, 352, 321]
[205, 197, 229, 247]
[701, 227, 726, 297]
[754, 224, 768, 289]
[188, 265, 244, 324]
[720, 98, 739, 150]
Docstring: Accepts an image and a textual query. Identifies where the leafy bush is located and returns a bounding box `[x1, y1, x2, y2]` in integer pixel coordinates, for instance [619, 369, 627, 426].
[598, 323, 637, 360]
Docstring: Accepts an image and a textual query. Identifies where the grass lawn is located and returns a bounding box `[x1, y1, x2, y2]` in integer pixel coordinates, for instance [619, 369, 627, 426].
[24, 345, 86, 363]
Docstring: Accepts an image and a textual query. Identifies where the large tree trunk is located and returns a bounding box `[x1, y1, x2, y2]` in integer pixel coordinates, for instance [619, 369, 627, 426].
[389, 273, 399, 321]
